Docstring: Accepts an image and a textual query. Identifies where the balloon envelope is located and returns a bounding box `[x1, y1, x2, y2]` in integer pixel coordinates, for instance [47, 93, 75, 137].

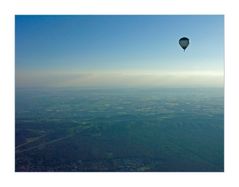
[179, 37, 189, 51]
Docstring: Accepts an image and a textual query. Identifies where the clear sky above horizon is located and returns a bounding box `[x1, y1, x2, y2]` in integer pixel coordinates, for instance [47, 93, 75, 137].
[16, 15, 224, 88]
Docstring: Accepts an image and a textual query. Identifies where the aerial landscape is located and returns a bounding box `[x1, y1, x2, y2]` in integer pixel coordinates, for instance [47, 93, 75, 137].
[15, 15, 224, 171]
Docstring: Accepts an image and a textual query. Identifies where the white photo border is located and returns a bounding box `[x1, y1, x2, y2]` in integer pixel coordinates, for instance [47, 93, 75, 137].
[1, 1, 239, 187]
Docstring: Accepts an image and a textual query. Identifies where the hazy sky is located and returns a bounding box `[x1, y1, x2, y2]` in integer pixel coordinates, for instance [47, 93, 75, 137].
[16, 15, 224, 88]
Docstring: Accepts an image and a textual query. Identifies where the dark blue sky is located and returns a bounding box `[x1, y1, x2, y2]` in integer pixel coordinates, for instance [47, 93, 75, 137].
[15, 15, 224, 87]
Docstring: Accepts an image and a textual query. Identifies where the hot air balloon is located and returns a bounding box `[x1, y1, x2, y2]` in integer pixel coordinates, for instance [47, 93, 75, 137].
[179, 37, 189, 51]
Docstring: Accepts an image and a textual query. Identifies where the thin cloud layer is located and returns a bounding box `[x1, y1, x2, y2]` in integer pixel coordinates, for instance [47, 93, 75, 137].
[16, 69, 223, 88]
